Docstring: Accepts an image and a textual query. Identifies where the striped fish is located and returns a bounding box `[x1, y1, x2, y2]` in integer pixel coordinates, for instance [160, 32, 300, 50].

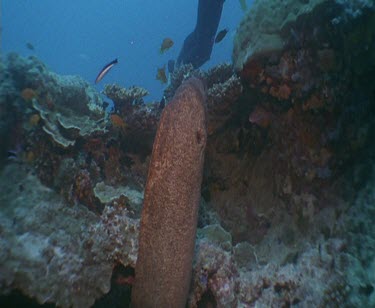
[95, 58, 118, 84]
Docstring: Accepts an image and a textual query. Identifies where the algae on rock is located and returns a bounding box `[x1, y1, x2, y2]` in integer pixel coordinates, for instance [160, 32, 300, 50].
[233, 0, 330, 70]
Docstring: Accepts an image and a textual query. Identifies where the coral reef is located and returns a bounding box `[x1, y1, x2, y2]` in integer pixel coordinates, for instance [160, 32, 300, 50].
[233, 0, 327, 71]
[163, 64, 195, 102]
[0, 164, 138, 308]
[202, 0, 375, 245]
[103, 84, 161, 155]
[164, 63, 243, 135]
[31, 97, 106, 148]
[0, 162, 353, 308]
[233, 0, 374, 72]
[93, 181, 144, 217]
[103, 84, 149, 114]
[206, 73, 242, 135]
[343, 162, 375, 306]
[102, 83, 156, 136]
[5, 53, 107, 149]
[188, 220, 349, 307]
[0, 54, 152, 211]
[0, 55, 24, 166]
[0, 2, 374, 305]
[7, 53, 104, 114]
[72, 169, 102, 213]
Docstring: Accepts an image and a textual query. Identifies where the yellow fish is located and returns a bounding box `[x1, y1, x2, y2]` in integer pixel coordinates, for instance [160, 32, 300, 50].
[239, 0, 247, 11]
[156, 66, 167, 84]
[29, 114, 41, 126]
[110, 114, 127, 130]
[160, 38, 174, 54]
[21, 88, 37, 101]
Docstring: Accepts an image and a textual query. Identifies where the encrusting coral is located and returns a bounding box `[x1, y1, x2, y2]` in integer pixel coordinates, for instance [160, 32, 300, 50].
[3, 53, 108, 149]
[201, 0, 375, 246]
[0, 164, 139, 308]
[103, 83, 161, 153]
[0, 161, 355, 307]
[164, 63, 243, 135]
[0, 2, 375, 305]
[31, 97, 107, 148]
[103, 84, 149, 113]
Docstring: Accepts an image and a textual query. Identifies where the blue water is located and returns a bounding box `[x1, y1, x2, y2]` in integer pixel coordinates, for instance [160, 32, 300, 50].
[2, 0, 248, 102]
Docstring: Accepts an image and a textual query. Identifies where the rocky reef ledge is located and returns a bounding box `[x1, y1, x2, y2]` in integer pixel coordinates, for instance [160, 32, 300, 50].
[0, 1, 375, 304]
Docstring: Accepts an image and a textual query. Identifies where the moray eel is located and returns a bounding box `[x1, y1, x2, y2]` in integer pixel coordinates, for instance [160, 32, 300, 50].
[131, 78, 207, 308]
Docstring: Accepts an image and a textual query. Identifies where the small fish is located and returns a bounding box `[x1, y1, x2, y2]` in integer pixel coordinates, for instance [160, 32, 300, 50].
[160, 38, 174, 54]
[29, 114, 40, 126]
[215, 28, 229, 44]
[239, 0, 247, 11]
[95, 58, 118, 84]
[26, 42, 35, 50]
[7, 144, 22, 161]
[156, 66, 167, 84]
[110, 114, 127, 130]
[20, 88, 37, 101]
[7, 150, 18, 160]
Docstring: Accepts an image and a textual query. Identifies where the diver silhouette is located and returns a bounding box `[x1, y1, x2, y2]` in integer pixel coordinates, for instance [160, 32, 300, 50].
[176, 0, 225, 69]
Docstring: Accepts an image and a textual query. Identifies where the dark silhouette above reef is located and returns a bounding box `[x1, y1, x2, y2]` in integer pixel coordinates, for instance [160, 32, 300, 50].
[177, 0, 225, 69]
